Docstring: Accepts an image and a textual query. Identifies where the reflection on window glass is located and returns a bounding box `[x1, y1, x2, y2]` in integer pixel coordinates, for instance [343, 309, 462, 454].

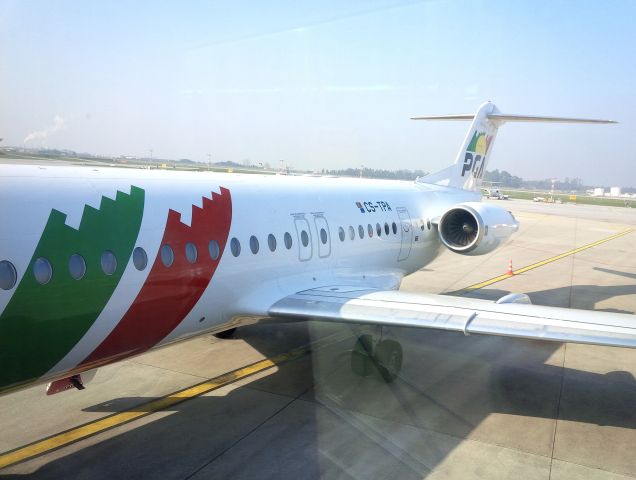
[208, 240, 220, 260]
[68, 253, 86, 280]
[185, 242, 198, 263]
[160, 245, 174, 267]
[133, 247, 148, 271]
[3, 3, 628, 477]
[101, 250, 117, 275]
[0, 260, 17, 290]
[231, 237, 241, 257]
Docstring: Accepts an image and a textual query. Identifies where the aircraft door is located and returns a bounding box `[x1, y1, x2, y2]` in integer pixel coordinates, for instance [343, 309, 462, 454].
[397, 207, 412, 261]
[313, 214, 331, 258]
[293, 215, 313, 261]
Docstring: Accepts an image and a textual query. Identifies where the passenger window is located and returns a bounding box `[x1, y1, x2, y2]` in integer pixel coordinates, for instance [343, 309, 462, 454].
[284, 232, 293, 249]
[101, 250, 118, 275]
[320, 228, 328, 244]
[301, 230, 309, 247]
[376, 223, 382, 237]
[268, 234, 277, 252]
[208, 240, 220, 260]
[338, 227, 345, 242]
[160, 245, 174, 267]
[367, 224, 373, 238]
[133, 247, 148, 270]
[0, 260, 17, 290]
[392, 222, 398, 234]
[348, 226, 355, 240]
[358, 225, 364, 239]
[384, 222, 390, 235]
[68, 253, 86, 280]
[33, 257, 52, 285]
[250, 235, 259, 254]
[230, 237, 241, 257]
[185, 242, 198, 263]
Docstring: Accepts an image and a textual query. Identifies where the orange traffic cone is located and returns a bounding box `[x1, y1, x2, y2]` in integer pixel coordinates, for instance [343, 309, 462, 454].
[506, 259, 514, 276]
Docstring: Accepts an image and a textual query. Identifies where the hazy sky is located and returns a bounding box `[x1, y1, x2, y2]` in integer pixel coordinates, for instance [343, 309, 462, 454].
[1, 0, 635, 186]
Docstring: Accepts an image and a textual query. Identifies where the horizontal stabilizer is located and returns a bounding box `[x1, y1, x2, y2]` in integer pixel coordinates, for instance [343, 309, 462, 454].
[411, 113, 617, 124]
[410, 114, 476, 121]
[412, 102, 617, 191]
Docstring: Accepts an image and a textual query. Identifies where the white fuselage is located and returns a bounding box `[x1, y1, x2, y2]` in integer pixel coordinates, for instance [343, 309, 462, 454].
[0, 164, 478, 389]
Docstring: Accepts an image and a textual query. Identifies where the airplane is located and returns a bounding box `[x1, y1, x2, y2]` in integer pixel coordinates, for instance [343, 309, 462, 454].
[0, 101, 628, 396]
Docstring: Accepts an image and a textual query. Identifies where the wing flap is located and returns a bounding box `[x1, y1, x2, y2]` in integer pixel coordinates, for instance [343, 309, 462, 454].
[269, 288, 636, 348]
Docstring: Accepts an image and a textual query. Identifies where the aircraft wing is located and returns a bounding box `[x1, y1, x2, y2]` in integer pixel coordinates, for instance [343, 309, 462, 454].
[269, 286, 636, 348]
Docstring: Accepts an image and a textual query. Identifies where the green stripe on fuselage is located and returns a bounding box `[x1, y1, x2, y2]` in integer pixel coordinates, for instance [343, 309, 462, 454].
[0, 186, 145, 390]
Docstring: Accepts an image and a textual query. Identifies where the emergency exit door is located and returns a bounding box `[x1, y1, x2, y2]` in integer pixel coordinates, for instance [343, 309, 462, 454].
[397, 207, 412, 261]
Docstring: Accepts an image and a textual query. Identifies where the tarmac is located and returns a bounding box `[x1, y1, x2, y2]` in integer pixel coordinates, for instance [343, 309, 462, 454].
[1, 198, 636, 479]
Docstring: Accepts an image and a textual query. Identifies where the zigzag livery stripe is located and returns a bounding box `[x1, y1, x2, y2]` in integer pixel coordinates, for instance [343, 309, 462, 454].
[80, 188, 232, 368]
[0, 187, 145, 389]
[0, 185, 232, 392]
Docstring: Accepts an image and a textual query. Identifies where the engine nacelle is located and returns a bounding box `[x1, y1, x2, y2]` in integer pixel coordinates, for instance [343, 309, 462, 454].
[437, 202, 518, 255]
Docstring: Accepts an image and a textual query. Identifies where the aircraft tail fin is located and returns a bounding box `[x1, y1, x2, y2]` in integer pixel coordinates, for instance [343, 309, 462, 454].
[413, 102, 616, 191]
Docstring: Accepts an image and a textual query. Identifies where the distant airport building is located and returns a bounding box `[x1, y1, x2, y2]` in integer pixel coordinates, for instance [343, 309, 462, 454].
[592, 187, 605, 196]
[610, 186, 622, 197]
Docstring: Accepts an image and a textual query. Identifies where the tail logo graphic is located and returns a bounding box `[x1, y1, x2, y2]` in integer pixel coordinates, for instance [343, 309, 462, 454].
[461, 131, 492, 179]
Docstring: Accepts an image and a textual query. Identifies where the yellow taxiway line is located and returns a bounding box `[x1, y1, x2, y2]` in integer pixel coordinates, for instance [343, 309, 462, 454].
[0, 343, 315, 470]
[461, 228, 632, 293]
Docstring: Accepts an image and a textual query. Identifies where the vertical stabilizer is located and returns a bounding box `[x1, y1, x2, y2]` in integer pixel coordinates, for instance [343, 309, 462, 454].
[448, 102, 500, 190]
[415, 102, 501, 191]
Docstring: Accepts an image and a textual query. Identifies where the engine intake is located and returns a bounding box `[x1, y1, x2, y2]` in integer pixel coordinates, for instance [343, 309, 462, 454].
[439, 208, 480, 250]
[438, 202, 518, 255]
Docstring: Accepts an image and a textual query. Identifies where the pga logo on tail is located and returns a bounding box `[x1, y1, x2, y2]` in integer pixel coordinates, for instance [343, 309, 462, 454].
[461, 131, 492, 179]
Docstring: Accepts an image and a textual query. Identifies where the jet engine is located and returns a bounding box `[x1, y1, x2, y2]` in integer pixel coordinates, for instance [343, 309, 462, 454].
[437, 202, 518, 255]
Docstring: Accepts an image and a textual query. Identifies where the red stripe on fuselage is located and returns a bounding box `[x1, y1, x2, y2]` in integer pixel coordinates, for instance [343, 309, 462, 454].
[81, 188, 232, 368]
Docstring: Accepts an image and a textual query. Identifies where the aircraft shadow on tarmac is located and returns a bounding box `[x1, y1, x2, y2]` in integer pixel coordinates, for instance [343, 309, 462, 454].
[4, 281, 636, 479]
[594, 266, 636, 282]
